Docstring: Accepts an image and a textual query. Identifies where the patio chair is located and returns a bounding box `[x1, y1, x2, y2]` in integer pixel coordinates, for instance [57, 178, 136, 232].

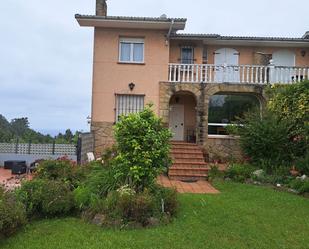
[87, 152, 95, 162]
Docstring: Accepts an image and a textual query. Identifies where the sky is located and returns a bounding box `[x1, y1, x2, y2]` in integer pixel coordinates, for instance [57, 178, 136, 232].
[0, 0, 308, 135]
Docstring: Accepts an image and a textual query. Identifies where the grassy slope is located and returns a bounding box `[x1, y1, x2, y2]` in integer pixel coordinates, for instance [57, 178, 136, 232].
[1, 182, 309, 249]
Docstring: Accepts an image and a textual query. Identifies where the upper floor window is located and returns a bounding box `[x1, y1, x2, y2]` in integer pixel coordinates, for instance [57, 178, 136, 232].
[119, 38, 144, 63]
[181, 46, 194, 64]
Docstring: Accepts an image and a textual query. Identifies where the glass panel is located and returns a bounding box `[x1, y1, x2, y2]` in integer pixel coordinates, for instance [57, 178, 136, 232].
[133, 43, 144, 62]
[208, 94, 259, 135]
[120, 42, 131, 62]
[181, 47, 193, 64]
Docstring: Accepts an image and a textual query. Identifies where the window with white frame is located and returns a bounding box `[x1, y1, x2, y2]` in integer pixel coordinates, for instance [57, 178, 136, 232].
[115, 94, 145, 121]
[119, 38, 144, 63]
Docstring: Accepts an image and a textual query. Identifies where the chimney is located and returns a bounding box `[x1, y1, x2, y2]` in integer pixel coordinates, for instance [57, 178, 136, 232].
[96, 0, 107, 16]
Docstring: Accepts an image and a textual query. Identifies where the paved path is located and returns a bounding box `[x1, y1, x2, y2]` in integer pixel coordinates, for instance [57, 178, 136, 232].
[0, 168, 31, 190]
[158, 175, 219, 194]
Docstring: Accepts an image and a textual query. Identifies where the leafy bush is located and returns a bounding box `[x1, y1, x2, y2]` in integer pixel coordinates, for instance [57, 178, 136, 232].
[207, 164, 224, 180]
[85, 184, 177, 227]
[289, 179, 309, 194]
[15, 179, 45, 217]
[267, 81, 309, 136]
[225, 164, 255, 182]
[0, 187, 27, 237]
[152, 185, 178, 216]
[114, 105, 172, 191]
[295, 152, 309, 175]
[35, 158, 89, 188]
[78, 162, 121, 200]
[16, 179, 74, 217]
[41, 180, 74, 216]
[235, 110, 304, 173]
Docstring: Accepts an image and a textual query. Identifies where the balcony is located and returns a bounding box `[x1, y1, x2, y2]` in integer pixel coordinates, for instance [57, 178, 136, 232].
[168, 63, 309, 84]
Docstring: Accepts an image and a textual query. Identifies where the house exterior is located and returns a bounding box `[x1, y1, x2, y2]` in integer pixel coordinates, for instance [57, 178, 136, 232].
[76, 1, 309, 160]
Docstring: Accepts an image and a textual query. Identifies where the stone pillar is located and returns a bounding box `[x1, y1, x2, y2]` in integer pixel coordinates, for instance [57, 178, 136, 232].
[91, 121, 114, 156]
[96, 0, 107, 16]
[196, 83, 208, 146]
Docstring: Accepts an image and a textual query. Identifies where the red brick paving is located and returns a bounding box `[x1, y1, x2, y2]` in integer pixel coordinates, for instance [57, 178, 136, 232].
[158, 175, 219, 194]
[1, 168, 220, 194]
[0, 168, 32, 190]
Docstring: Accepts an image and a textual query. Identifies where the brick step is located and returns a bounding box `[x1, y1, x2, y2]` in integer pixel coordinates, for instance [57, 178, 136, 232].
[169, 168, 209, 175]
[169, 141, 207, 181]
[172, 158, 205, 163]
[171, 144, 199, 149]
[172, 161, 207, 167]
[171, 141, 197, 146]
[171, 148, 202, 153]
[168, 172, 208, 181]
[170, 165, 209, 169]
[171, 150, 203, 157]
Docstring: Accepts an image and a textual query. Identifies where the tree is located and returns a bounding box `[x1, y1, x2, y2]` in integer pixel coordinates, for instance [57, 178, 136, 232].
[10, 118, 29, 138]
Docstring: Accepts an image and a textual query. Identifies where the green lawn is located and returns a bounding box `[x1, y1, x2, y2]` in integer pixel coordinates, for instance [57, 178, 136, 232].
[1, 182, 309, 249]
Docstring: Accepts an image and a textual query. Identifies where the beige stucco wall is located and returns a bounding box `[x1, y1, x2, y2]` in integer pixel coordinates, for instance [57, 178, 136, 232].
[169, 43, 309, 66]
[92, 28, 170, 123]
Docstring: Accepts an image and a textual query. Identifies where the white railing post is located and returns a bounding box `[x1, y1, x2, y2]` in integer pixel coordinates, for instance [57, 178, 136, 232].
[167, 63, 308, 85]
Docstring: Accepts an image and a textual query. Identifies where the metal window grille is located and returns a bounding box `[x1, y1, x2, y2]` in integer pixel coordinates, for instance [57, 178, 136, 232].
[181, 46, 194, 64]
[115, 94, 145, 121]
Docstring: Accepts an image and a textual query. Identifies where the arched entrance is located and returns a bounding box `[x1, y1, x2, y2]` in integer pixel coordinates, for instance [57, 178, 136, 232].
[169, 91, 197, 142]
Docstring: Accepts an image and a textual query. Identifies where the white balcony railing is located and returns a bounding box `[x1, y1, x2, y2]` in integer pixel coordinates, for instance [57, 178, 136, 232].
[168, 63, 309, 84]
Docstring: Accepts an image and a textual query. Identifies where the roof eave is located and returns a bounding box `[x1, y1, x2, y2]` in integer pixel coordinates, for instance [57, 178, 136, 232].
[75, 15, 186, 31]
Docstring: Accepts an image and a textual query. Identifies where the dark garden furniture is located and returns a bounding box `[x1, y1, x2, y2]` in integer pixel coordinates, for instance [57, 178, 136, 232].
[4, 160, 27, 174]
[4, 160, 26, 170]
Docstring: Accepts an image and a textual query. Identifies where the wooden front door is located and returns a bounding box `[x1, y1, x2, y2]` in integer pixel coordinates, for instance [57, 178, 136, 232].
[169, 104, 184, 141]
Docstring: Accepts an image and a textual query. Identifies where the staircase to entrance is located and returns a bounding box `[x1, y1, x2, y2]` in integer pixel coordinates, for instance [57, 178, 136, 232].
[168, 141, 208, 180]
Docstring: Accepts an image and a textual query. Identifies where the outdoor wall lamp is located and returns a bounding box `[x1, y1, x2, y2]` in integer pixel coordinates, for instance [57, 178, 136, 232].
[129, 82, 135, 91]
[301, 50, 306, 57]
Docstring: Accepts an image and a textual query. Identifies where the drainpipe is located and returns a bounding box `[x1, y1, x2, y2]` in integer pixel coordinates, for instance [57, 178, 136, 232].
[166, 19, 175, 46]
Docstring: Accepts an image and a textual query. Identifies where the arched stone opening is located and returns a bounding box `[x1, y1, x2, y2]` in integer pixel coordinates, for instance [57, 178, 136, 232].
[169, 91, 197, 142]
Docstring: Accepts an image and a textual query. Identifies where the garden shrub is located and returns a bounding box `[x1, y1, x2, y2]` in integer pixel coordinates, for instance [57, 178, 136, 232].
[0, 187, 27, 237]
[235, 110, 303, 173]
[100, 187, 155, 225]
[113, 105, 172, 191]
[16, 179, 74, 217]
[151, 185, 178, 216]
[295, 152, 309, 175]
[225, 164, 255, 182]
[267, 81, 309, 136]
[81, 162, 121, 198]
[289, 179, 309, 194]
[35, 158, 90, 188]
[85, 184, 177, 227]
[207, 164, 224, 180]
[41, 180, 74, 216]
[15, 179, 45, 217]
[73, 186, 93, 210]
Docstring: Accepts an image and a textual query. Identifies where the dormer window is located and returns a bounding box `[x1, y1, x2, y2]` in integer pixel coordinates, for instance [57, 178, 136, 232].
[119, 38, 144, 63]
[181, 46, 194, 64]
